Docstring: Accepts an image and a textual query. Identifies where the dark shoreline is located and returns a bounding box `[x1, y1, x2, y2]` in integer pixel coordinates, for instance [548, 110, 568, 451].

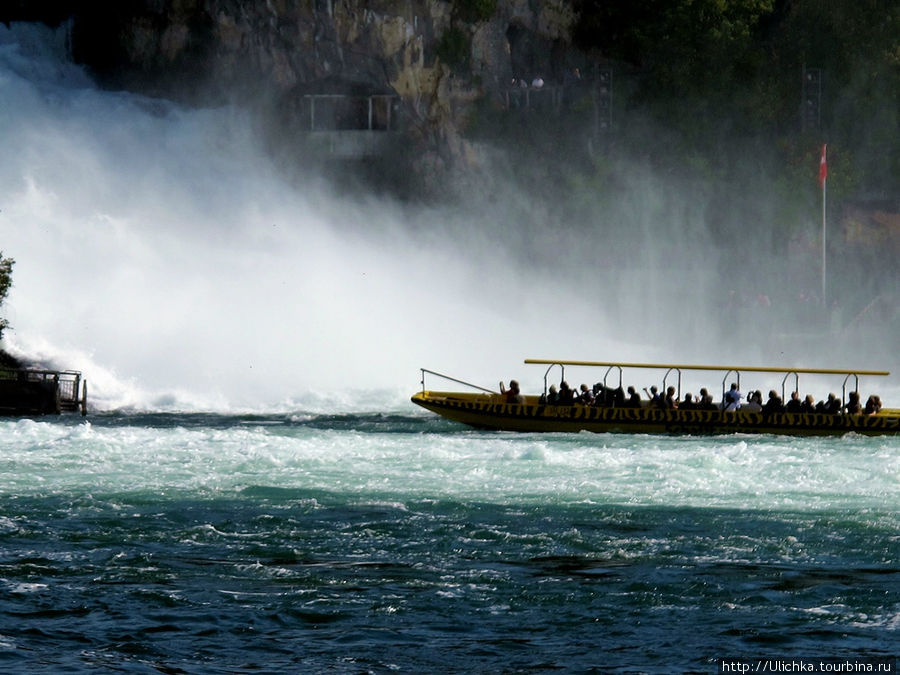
[0, 348, 22, 368]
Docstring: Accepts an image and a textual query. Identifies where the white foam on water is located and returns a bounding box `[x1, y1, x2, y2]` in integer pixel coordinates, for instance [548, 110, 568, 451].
[1, 415, 896, 516]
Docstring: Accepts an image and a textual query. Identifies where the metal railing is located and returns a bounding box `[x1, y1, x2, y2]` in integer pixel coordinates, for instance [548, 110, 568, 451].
[0, 368, 87, 415]
[419, 368, 496, 395]
[301, 94, 401, 132]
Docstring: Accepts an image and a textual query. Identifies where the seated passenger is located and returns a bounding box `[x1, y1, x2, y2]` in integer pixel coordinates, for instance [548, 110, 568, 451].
[579, 383, 594, 405]
[680, 393, 695, 410]
[801, 394, 816, 413]
[824, 393, 841, 415]
[698, 388, 716, 411]
[558, 381, 576, 405]
[664, 386, 678, 409]
[743, 390, 763, 412]
[644, 386, 664, 409]
[542, 384, 559, 405]
[613, 386, 626, 407]
[591, 382, 609, 406]
[626, 386, 642, 407]
[762, 390, 784, 415]
[864, 395, 881, 415]
[784, 391, 802, 413]
[724, 383, 742, 411]
[843, 391, 861, 415]
[500, 379, 524, 404]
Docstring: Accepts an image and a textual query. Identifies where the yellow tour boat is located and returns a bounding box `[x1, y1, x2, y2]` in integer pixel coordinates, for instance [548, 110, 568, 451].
[411, 359, 899, 436]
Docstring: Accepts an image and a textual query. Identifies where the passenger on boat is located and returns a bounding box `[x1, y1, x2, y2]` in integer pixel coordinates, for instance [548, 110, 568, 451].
[579, 384, 594, 405]
[827, 393, 841, 414]
[545, 384, 559, 404]
[626, 386, 642, 407]
[843, 391, 861, 415]
[724, 383, 742, 411]
[864, 395, 882, 415]
[743, 390, 763, 412]
[801, 394, 816, 413]
[590, 383, 604, 405]
[644, 386, 661, 407]
[500, 380, 524, 404]
[665, 386, 678, 409]
[762, 390, 784, 415]
[680, 393, 695, 410]
[698, 388, 716, 410]
[785, 391, 802, 413]
[594, 383, 615, 406]
[817, 393, 840, 415]
[558, 381, 576, 405]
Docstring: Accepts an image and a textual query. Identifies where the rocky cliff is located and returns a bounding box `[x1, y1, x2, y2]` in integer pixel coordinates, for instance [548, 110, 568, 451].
[18, 0, 593, 194]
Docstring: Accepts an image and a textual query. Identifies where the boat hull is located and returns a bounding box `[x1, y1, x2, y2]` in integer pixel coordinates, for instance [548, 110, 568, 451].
[411, 392, 900, 436]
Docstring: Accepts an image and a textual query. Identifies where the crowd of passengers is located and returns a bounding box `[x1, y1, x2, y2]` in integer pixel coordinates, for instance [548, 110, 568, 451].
[502, 379, 884, 415]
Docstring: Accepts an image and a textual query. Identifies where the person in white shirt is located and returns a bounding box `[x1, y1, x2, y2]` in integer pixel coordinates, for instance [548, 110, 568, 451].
[724, 382, 742, 411]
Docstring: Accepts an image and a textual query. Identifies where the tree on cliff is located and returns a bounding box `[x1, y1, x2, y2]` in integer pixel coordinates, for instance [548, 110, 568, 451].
[0, 252, 13, 341]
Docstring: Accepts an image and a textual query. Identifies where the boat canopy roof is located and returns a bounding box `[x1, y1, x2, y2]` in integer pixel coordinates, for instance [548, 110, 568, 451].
[524, 359, 890, 377]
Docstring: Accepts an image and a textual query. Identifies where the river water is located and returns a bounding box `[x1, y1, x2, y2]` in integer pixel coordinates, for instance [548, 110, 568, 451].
[1, 404, 897, 672]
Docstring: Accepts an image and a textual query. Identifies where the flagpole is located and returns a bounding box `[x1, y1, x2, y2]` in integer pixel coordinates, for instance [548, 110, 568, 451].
[819, 144, 827, 306]
[821, 170, 826, 305]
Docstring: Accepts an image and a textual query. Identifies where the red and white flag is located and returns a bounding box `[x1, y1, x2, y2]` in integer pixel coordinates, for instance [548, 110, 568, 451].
[818, 144, 827, 187]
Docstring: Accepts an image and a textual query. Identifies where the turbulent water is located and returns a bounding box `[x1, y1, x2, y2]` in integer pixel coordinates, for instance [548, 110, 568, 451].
[1, 406, 898, 672]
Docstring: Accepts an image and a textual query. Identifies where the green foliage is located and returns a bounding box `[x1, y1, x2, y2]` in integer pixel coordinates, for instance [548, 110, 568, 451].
[436, 26, 470, 71]
[773, 0, 900, 195]
[436, 0, 496, 75]
[456, 0, 897, 312]
[563, 0, 900, 199]
[573, 0, 774, 69]
[0, 252, 13, 340]
[455, 0, 497, 24]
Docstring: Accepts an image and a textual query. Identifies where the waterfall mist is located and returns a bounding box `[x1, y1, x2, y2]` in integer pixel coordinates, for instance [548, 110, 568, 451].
[2, 23, 895, 411]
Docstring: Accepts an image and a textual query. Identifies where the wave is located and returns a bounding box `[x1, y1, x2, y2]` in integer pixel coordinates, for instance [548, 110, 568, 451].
[82, 409, 449, 434]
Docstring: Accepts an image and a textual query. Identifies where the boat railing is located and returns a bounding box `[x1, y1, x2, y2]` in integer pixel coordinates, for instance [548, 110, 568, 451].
[781, 372, 800, 403]
[663, 367, 683, 400]
[720, 369, 741, 404]
[420, 369, 497, 395]
[603, 365, 623, 391]
[539, 362, 625, 396]
[540, 363, 564, 395]
[524, 359, 890, 410]
[841, 373, 861, 407]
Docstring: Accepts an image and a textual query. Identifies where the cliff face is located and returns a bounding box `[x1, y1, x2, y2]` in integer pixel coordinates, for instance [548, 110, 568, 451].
[58, 0, 589, 188]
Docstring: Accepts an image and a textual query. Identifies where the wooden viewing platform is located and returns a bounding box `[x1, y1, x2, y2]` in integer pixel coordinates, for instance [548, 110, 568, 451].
[0, 368, 87, 416]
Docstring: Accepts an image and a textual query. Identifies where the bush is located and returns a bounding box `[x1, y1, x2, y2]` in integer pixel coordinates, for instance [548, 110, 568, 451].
[455, 0, 497, 24]
[436, 26, 470, 70]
